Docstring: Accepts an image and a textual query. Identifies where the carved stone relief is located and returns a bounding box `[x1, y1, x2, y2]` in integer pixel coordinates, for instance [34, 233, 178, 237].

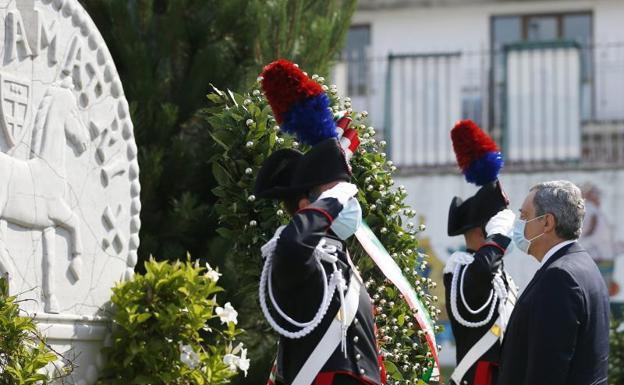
[0, 0, 140, 383]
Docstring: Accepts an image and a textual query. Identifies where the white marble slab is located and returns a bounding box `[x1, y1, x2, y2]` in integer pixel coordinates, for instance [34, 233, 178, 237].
[0, 1, 140, 383]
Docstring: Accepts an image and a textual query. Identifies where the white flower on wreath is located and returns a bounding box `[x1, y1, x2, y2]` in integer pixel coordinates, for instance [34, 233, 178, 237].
[223, 343, 249, 377]
[238, 348, 250, 376]
[179, 343, 200, 369]
[215, 302, 238, 325]
[205, 262, 222, 282]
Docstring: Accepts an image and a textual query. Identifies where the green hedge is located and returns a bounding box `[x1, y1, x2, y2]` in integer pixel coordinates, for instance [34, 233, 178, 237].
[98, 258, 245, 385]
[610, 316, 624, 385]
[0, 277, 64, 385]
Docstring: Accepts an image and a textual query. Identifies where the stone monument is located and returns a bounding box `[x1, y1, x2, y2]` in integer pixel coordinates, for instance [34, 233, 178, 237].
[0, 0, 140, 383]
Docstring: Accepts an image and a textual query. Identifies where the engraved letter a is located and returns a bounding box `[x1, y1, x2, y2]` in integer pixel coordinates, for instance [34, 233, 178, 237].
[5, 10, 33, 62]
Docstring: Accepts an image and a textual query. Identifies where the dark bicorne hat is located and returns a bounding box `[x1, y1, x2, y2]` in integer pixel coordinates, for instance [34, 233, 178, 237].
[254, 59, 360, 200]
[254, 139, 351, 199]
[447, 120, 509, 236]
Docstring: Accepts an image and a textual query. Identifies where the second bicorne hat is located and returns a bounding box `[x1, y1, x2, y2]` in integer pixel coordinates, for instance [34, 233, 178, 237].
[447, 120, 509, 236]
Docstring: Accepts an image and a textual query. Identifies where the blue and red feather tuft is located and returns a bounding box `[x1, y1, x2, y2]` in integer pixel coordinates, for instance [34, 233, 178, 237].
[261, 59, 337, 146]
[451, 119, 503, 186]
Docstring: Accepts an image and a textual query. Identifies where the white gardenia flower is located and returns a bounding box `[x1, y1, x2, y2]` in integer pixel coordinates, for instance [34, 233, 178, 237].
[222, 343, 249, 377]
[205, 263, 222, 282]
[223, 353, 238, 371]
[238, 347, 250, 377]
[179, 343, 199, 369]
[215, 302, 238, 324]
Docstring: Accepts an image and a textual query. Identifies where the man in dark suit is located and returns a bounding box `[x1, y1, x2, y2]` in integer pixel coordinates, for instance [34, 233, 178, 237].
[498, 180, 609, 385]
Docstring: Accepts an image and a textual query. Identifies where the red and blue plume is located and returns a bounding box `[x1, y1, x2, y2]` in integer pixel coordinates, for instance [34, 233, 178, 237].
[261, 59, 337, 146]
[451, 119, 503, 186]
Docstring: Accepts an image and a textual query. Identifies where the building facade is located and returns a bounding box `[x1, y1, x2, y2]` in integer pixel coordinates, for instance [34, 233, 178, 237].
[338, 0, 624, 366]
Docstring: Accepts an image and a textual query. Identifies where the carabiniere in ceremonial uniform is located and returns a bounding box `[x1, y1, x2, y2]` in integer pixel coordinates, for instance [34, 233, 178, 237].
[255, 60, 385, 385]
[443, 120, 518, 385]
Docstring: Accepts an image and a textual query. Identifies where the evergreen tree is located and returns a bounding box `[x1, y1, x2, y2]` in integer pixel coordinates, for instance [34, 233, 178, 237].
[80, 0, 357, 266]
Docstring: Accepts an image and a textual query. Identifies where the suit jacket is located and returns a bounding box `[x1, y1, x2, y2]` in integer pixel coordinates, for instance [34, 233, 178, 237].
[498, 242, 609, 385]
[271, 197, 382, 385]
[443, 234, 511, 385]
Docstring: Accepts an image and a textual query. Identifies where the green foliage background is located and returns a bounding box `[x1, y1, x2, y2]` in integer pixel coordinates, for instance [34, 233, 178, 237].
[610, 316, 624, 385]
[98, 258, 244, 385]
[77, 2, 359, 382]
[80, 0, 357, 264]
[78, 1, 442, 383]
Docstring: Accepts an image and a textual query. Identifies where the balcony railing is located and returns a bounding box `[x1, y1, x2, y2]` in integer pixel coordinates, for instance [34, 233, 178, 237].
[335, 42, 624, 173]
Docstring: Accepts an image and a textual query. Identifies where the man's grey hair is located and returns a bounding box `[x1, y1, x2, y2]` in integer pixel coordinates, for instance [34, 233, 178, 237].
[530, 180, 585, 240]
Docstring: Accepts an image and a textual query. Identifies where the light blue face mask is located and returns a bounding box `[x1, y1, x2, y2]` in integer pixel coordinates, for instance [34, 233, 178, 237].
[331, 197, 362, 240]
[512, 214, 546, 254]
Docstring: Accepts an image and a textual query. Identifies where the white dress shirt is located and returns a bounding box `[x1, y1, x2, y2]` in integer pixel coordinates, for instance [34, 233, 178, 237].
[540, 239, 576, 266]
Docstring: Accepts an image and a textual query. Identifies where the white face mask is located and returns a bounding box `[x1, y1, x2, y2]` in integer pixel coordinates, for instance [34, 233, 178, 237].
[512, 214, 546, 254]
[331, 197, 362, 240]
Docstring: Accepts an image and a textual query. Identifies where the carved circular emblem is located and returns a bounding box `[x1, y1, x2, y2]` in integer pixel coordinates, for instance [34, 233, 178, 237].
[0, 0, 140, 316]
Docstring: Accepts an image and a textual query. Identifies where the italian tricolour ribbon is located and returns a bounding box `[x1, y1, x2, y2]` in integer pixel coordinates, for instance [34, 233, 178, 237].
[355, 222, 441, 384]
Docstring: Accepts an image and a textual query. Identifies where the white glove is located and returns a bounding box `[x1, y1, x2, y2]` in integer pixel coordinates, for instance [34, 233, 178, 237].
[485, 208, 515, 237]
[317, 182, 358, 205]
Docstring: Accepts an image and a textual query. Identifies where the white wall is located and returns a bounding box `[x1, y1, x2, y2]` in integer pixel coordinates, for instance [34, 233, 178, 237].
[593, 1, 624, 119]
[397, 169, 624, 291]
[354, 0, 624, 55]
[352, 0, 624, 290]
[350, 0, 624, 130]
[353, 1, 624, 366]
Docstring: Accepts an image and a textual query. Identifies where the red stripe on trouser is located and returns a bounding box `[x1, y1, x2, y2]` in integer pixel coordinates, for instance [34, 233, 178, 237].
[315, 371, 377, 385]
[474, 361, 497, 385]
[315, 372, 335, 385]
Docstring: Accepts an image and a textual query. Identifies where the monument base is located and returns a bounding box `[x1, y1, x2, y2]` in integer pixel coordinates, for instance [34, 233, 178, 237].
[36, 314, 109, 385]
